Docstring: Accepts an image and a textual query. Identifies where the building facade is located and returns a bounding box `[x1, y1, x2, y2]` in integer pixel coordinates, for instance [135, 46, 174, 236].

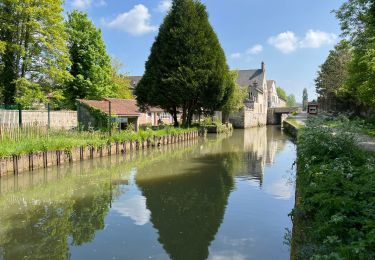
[229, 62, 287, 128]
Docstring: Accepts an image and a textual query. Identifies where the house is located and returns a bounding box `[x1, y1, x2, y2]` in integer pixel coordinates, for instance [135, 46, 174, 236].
[77, 98, 173, 130]
[267, 80, 279, 108]
[229, 62, 268, 128]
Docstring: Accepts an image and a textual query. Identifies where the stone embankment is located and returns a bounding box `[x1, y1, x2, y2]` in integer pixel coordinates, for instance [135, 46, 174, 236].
[0, 131, 199, 176]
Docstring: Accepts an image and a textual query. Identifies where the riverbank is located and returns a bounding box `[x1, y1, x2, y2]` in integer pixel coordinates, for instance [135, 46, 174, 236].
[290, 116, 375, 259]
[0, 127, 199, 176]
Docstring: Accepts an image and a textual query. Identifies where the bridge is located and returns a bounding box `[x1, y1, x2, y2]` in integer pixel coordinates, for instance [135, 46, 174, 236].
[267, 107, 299, 125]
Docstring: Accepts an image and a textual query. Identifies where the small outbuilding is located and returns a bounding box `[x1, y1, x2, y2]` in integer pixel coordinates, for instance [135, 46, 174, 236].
[307, 101, 318, 115]
[77, 98, 173, 131]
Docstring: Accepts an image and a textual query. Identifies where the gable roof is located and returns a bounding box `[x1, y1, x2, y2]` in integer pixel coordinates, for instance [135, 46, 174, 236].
[78, 98, 141, 116]
[78, 98, 165, 116]
[236, 69, 265, 94]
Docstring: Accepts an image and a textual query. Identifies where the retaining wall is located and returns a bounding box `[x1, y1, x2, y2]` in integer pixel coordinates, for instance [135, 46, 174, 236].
[0, 131, 199, 177]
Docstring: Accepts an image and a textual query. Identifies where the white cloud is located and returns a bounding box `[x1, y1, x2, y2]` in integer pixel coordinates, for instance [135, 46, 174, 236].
[268, 31, 298, 54]
[230, 53, 242, 59]
[268, 30, 337, 54]
[112, 195, 151, 225]
[246, 44, 263, 55]
[106, 5, 157, 36]
[71, 0, 92, 9]
[157, 0, 172, 13]
[71, 0, 106, 9]
[300, 29, 337, 48]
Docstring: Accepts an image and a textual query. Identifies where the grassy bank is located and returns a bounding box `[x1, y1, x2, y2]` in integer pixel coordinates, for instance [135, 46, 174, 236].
[0, 127, 197, 157]
[292, 117, 375, 258]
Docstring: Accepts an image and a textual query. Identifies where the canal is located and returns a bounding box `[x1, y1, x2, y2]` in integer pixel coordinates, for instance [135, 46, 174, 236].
[0, 126, 296, 260]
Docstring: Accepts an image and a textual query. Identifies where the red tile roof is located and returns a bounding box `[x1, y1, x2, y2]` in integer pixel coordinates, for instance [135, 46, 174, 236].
[78, 98, 165, 116]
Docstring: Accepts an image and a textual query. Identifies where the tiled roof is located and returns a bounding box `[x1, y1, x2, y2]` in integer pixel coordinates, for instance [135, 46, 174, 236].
[237, 70, 265, 92]
[78, 98, 165, 116]
[78, 98, 141, 116]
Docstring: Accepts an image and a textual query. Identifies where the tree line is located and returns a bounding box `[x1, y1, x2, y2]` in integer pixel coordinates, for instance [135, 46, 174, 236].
[0, 0, 133, 109]
[316, 0, 375, 112]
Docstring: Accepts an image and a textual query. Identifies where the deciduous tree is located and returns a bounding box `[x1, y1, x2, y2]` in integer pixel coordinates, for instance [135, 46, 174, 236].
[65, 11, 113, 107]
[0, 0, 70, 105]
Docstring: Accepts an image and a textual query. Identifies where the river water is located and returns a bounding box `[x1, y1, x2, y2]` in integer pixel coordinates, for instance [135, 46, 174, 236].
[0, 126, 296, 260]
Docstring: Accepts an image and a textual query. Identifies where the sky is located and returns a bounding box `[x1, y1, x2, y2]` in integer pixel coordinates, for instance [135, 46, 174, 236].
[64, 0, 345, 102]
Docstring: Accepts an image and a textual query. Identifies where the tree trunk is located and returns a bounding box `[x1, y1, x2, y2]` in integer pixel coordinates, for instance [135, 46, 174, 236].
[172, 107, 179, 127]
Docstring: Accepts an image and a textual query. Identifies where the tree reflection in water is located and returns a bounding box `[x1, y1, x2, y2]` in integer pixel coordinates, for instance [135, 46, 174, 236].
[136, 152, 239, 260]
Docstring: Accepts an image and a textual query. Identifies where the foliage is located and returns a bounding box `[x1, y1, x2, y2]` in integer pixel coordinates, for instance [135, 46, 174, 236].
[135, 0, 232, 127]
[0, 127, 198, 157]
[315, 40, 352, 108]
[110, 57, 134, 100]
[64, 11, 114, 108]
[277, 87, 287, 100]
[293, 116, 375, 259]
[335, 0, 375, 107]
[286, 94, 297, 107]
[302, 88, 308, 111]
[221, 70, 246, 120]
[0, 0, 71, 105]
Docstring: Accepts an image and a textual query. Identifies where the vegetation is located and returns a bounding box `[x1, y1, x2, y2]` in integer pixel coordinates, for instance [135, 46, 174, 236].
[317, 0, 375, 110]
[65, 11, 115, 108]
[292, 116, 375, 259]
[0, 3, 133, 109]
[0, 0, 71, 106]
[135, 0, 233, 127]
[277, 87, 287, 101]
[221, 70, 246, 122]
[286, 94, 297, 107]
[302, 88, 308, 111]
[0, 127, 198, 157]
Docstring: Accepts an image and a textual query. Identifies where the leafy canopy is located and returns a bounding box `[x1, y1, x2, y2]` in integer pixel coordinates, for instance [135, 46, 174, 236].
[0, 0, 70, 106]
[65, 10, 114, 107]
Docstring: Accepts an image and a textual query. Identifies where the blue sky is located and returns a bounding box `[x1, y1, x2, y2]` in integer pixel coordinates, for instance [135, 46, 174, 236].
[65, 0, 345, 102]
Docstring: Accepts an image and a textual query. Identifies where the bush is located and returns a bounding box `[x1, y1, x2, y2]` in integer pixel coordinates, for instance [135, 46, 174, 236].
[293, 116, 375, 259]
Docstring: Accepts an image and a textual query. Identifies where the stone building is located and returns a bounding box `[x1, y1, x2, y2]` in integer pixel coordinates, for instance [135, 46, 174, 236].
[267, 80, 279, 108]
[229, 62, 269, 128]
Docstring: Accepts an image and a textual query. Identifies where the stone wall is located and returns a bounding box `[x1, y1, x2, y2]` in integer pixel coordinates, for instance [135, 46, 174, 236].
[267, 109, 288, 125]
[0, 109, 77, 129]
[229, 108, 267, 128]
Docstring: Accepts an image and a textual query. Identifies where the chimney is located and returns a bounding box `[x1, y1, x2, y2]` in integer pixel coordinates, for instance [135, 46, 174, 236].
[261, 61, 265, 71]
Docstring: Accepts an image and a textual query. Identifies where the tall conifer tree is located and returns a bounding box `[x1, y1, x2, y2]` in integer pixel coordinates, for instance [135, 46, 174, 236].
[136, 0, 232, 126]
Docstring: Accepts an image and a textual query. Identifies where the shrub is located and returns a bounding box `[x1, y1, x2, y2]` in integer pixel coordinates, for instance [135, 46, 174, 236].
[293, 116, 375, 259]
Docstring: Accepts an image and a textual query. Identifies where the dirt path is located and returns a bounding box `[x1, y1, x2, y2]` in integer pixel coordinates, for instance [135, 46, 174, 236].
[292, 112, 375, 153]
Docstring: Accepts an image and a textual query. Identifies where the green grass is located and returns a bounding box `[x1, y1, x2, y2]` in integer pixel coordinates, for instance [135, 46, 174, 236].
[0, 127, 198, 157]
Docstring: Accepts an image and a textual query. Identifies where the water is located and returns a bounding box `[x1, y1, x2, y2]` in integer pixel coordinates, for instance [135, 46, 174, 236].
[0, 126, 296, 260]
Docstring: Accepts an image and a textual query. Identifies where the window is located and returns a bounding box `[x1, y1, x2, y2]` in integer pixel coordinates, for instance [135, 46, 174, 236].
[159, 112, 170, 119]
